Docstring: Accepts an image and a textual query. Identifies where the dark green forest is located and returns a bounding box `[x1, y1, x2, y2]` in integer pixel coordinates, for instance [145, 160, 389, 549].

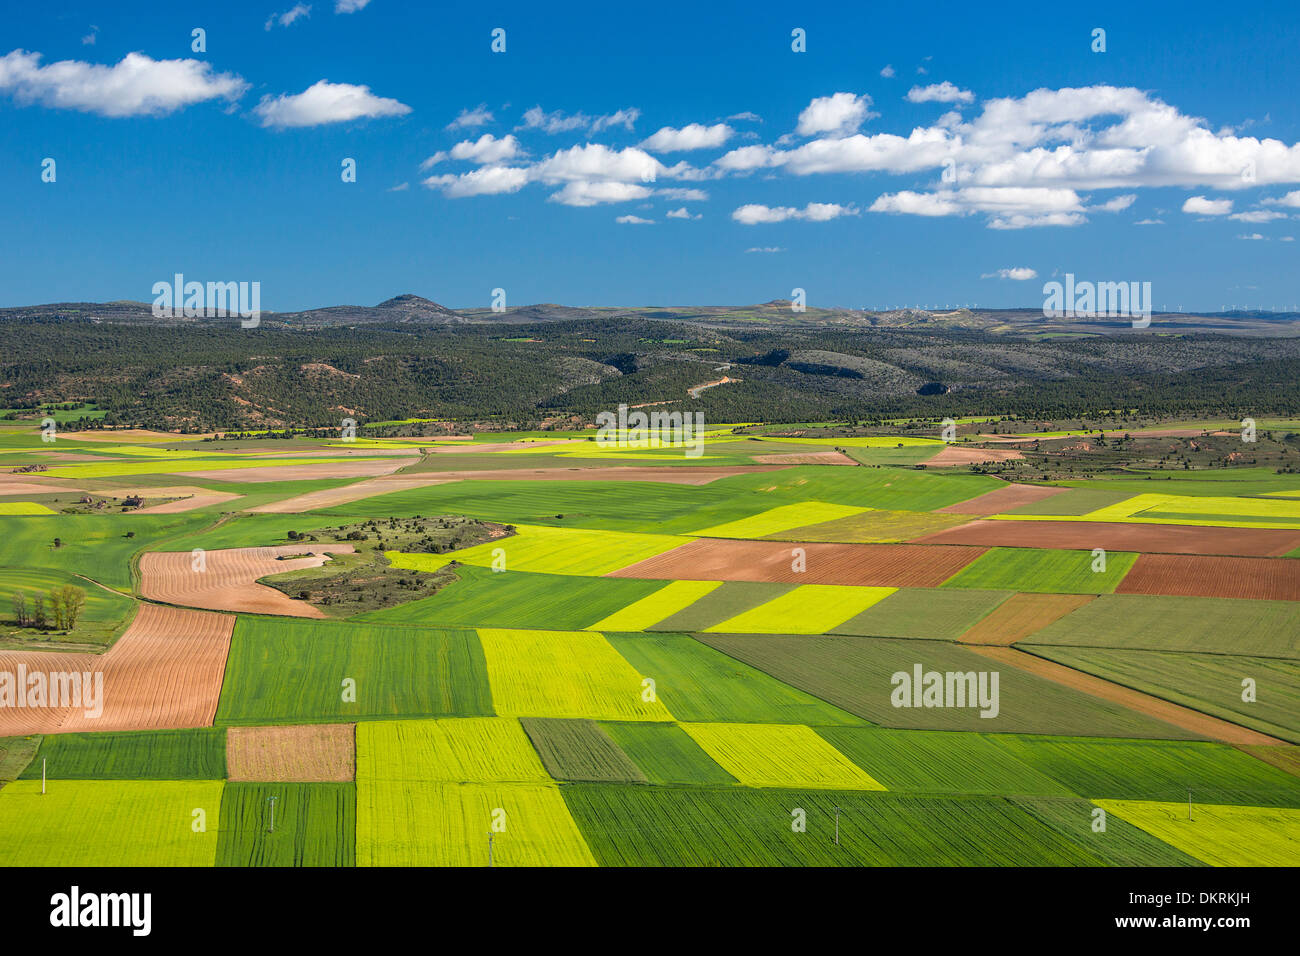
[2, 314, 1298, 429]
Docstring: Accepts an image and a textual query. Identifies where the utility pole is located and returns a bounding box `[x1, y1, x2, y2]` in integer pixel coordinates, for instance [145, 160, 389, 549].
[833, 806, 841, 845]
[267, 795, 278, 833]
[487, 832, 494, 867]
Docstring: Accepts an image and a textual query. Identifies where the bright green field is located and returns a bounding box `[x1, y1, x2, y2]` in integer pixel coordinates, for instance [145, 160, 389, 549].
[215, 619, 493, 725]
[0, 513, 211, 590]
[986, 734, 1300, 806]
[0, 565, 138, 647]
[598, 722, 738, 786]
[816, 727, 1073, 796]
[20, 729, 226, 779]
[0, 779, 223, 866]
[216, 782, 355, 867]
[939, 547, 1138, 594]
[359, 566, 662, 630]
[604, 632, 864, 725]
[561, 786, 1112, 866]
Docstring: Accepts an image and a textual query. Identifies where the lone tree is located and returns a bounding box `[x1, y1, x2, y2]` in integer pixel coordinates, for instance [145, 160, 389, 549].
[11, 591, 28, 627]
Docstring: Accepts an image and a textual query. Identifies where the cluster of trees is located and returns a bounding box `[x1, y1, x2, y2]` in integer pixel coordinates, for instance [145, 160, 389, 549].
[10, 586, 87, 631]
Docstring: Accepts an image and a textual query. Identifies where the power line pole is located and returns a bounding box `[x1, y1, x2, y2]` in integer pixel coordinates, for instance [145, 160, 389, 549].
[833, 806, 841, 846]
[487, 832, 494, 867]
[267, 795, 278, 833]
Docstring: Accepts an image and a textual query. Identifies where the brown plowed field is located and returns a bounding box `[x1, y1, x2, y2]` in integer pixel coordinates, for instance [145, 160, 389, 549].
[140, 545, 355, 617]
[226, 724, 356, 782]
[607, 539, 986, 587]
[958, 593, 1095, 645]
[133, 491, 243, 513]
[177, 458, 407, 482]
[0, 604, 234, 736]
[1116, 554, 1300, 601]
[966, 645, 1282, 745]
[0, 478, 85, 495]
[752, 451, 856, 465]
[430, 439, 584, 453]
[416, 465, 787, 485]
[914, 518, 1300, 557]
[247, 477, 458, 513]
[939, 483, 1068, 515]
[924, 446, 1025, 466]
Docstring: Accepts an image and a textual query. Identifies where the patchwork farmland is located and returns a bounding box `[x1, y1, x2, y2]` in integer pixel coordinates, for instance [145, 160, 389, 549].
[2, 420, 1299, 869]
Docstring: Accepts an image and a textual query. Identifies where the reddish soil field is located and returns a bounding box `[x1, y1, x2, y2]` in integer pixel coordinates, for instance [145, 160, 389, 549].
[924, 446, 1024, 466]
[966, 645, 1282, 745]
[958, 593, 1095, 645]
[1116, 554, 1300, 601]
[226, 724, 356, 782]
[140, 545, 355, 617]
[0, 478, 85, 495]
[607, 539, 986, 587]
[939, 483, 1069, 515]
[914, 518, 1300, 557]
[752, 451, 856, 465]
[0, 604, 235, 736]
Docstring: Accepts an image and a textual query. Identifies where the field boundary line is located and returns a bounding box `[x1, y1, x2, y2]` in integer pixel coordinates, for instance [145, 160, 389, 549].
[970, 644, 1284, 746]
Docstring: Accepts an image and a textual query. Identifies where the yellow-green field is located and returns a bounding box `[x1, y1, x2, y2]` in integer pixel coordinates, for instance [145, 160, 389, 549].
[680, 722, 885, 790]
[357, 718, 551, 783]
[1095, 800, 1300, 866]
[0, 502, 58, 515]
[588, 580, 723, 631]
[356, 780, 596, 866]
[0, 780, 223, 866]
[704, 584, 896, 634]
[389, 524, 690, 576]
[693, 502, 870, 538]
[477, 629, 675, 721]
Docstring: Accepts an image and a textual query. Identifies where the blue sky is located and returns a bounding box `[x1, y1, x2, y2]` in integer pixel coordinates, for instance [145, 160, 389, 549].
[2, 0, 1298, 311]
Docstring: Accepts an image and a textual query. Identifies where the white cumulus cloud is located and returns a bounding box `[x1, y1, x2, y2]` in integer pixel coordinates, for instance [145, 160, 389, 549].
[796, 92, 874, 137]
[0, 49, 247, 117]
[906, 82, 975, 105]
[732, 202, 858, 224]
[1183, 195, 1233, 215]
[254, 79, 410, 128]
[641, 123, 732, 152]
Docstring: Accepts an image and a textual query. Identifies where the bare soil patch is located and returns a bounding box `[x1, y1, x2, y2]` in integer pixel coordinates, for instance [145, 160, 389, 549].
[958, 593, 1095, 645]
[608, 539, 985, 587]
[924, 446, 1025, 466]
[939, 484, 1068, 515]
[916, 518, 1300, 557]
[226, 724, 356, 781]
[0, 604, 234, 735]
[246, 477, 457, 514]
[752, 451, 856, 465]
[140, 545, 356, 617]
[1116, 554, 1300, 601]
